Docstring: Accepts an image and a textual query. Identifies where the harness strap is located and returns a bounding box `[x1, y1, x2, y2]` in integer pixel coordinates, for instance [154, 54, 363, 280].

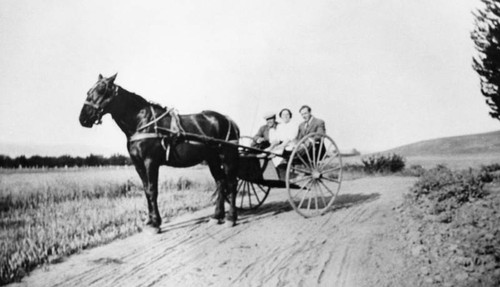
[129, 133, 163, 141]
[169, 109, 184, 134]
[150, 106, 158, 133]
[225, 119, 232, 141]
[137, 107, 175, 131]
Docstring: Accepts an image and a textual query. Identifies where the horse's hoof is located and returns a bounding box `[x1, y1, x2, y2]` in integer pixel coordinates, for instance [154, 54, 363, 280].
[224, 220, 236, 228]
[208, 218, 222, 225]
[144, 225, 162, 234]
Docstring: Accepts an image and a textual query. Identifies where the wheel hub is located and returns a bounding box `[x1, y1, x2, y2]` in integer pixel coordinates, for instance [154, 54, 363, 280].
[312, 170, 322, 179]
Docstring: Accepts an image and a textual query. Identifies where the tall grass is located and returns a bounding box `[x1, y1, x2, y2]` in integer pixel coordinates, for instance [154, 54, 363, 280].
[0, 166, 215, 285]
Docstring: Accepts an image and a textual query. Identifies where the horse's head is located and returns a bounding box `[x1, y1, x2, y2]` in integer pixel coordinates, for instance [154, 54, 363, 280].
[79, 73, 118, 128]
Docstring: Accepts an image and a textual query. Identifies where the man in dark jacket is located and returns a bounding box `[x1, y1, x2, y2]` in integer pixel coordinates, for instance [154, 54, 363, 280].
[296, 105, 326, 140]
[252, 112, 278, 149]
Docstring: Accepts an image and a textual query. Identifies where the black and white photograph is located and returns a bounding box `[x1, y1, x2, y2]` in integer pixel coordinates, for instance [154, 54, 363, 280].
[1, 0, 500, 286]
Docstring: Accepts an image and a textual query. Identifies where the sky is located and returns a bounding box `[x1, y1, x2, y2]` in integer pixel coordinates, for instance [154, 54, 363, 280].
[0, 0, 499, 156]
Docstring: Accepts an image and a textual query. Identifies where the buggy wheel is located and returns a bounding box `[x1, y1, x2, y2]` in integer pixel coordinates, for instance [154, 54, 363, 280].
[285, 133, 342, 217]
[232, 178, 271, 210]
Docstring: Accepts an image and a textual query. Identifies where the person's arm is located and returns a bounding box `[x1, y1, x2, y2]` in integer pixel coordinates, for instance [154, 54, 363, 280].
[253, 126, 265, 142]
[316, 119, 326, 135]
[310, 119, 326, 142]
[295, 123, 304, 141]
[268, 127, 280, 145]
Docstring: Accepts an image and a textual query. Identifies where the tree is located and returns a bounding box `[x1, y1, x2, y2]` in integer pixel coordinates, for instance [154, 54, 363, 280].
[472, 0, 500, 120]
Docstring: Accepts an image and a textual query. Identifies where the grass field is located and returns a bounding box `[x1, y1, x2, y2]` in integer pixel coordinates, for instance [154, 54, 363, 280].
[0, 165, 214, 285]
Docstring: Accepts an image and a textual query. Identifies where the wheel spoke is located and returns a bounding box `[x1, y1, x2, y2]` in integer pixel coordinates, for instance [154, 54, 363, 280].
[291, 166, 312, 175]
[256, 183, 266, 193]
[311, 140, 317, 169]
[316, 182, 328, 207]
[250, 183, 261, 203]
[237, 180, 244, 195]
[247, 182, 254, 208]
[319, 152, 338, 170]
[298, 188, 310, 209]
[292, 177, 312, 197]
[317, 137, 326, 164]
[319, 180, 336, 196]
[301, 142, 315, 170]
[295, 147, 313, 170]
[290, 174, 313, 185]
[294, 178, 313, 203]
[320, 165, 341, 175]
[239, 181, 245, 207]
[321, 176, 341, 184]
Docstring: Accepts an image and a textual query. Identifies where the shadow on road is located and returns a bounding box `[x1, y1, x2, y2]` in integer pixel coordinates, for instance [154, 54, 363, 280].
[158, 193, 381, 232]
[332, 193, 381, 211]
[237, 192, 381, 223]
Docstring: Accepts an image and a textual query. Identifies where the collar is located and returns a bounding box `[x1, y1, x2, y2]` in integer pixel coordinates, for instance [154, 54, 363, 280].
[305, 116, 314, 125]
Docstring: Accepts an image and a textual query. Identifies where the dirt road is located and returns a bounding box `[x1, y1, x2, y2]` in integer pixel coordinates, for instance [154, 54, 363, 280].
[9, 176, 422, 287]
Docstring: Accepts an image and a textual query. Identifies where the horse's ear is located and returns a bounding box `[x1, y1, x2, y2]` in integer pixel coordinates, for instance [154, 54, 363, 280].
[109, 73, 117, 84]
[98, 74, 103, 80]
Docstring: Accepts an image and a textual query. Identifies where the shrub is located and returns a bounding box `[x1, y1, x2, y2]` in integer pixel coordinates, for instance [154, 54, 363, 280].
[480, 163, 500, 173]
[342, 163, 365, 173]
[404, 164, 500, 285]
[361, 153, 405, 174]
[341, 163, 366, 180]
[401, 164, 426, 177]
[479, 163, 500, 183]
[410, 165, 489, 208]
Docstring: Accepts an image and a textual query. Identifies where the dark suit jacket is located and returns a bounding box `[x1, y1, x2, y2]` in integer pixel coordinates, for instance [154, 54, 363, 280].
[253, 124, 270, 142]
[252, 124, 278, 149]
[296, 117, 326, 140]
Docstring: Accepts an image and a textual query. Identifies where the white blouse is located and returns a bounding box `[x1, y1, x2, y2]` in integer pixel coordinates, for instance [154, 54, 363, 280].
[275, 121, 298, 143]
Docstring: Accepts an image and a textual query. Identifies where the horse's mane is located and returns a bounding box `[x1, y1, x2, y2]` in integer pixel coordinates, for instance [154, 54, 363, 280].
[119, 86, 166, 111]
[148, 100, 166, 110]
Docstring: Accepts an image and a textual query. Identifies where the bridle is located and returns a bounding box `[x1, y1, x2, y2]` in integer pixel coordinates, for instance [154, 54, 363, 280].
[84, 82, 119, 125]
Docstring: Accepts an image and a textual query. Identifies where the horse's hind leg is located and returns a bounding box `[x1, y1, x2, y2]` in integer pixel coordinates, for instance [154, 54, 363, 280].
[222, 149, 239, 226]
[207, 156, 226, 224]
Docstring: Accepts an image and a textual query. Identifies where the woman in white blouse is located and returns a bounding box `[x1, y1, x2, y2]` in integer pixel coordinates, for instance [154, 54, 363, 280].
[267, 108, 298, 165]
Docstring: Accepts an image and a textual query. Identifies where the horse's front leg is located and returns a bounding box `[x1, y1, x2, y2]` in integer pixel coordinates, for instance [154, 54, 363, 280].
[133, 162, 155, 226]
[143, 159, 162, 232]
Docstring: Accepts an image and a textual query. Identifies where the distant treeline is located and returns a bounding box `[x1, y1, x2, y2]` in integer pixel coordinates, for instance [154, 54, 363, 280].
[0, 154, 132, 168]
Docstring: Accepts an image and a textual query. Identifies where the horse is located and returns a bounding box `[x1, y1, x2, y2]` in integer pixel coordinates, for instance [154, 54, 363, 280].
[79, 73, 240, 232]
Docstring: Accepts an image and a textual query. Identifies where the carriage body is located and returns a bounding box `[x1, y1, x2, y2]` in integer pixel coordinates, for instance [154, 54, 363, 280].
[234, 132, 343, 217]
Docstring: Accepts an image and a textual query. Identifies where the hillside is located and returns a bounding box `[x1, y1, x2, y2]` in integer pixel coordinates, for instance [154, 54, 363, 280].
[382, 130, 500, 156]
